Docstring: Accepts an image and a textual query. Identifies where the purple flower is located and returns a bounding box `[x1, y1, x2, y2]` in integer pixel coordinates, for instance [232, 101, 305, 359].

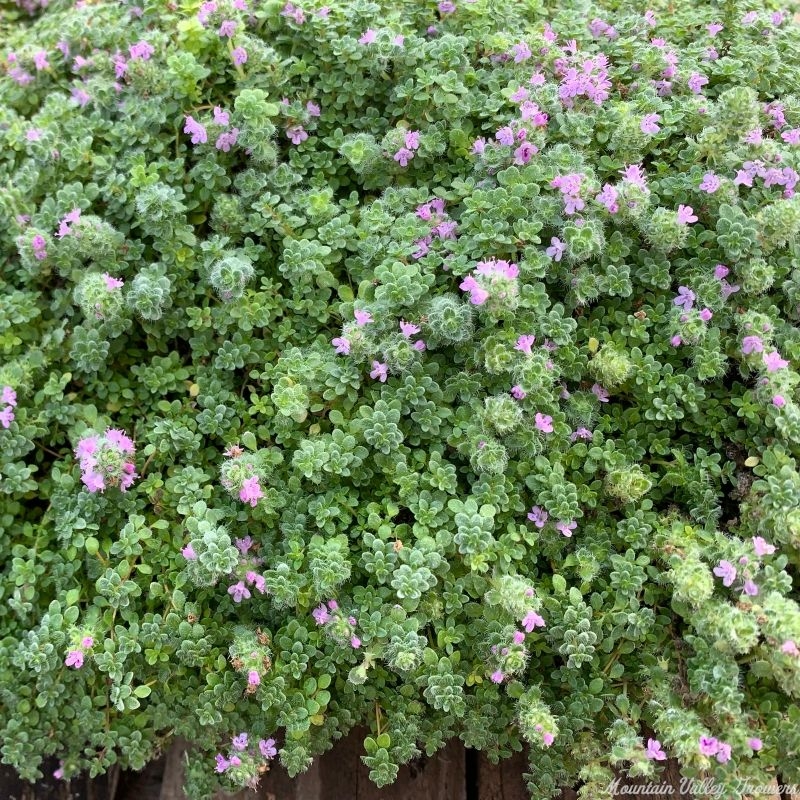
[763, 351, 789, 372]
[673, 286, 695, 311]
[215, 128, 240, 152]
[405, 130, 420, 150]
[350, 635, 361, 649]
[713, 560, 736, 587]
[753, 536, 776, 556]
[640, 113, 660, 134]
[248, 670, 260, 686]
[512, 41, 531, 62]
[2, 387, 17, 407]
[218, 19, 237, 37]
[183, 116, 207, 145]
[102, 273, 124, 290]
[535, 413, 554, 433]
[259, 738, 278, 758]
[542, 732, 555, 746]
[213, 106, 230, 126]
[511, 385, 527, 400]
[459, 275, 489, 306]
[699, 736, 719, 756]
[699, 308, 713, 322]
[591, 383, 609, 402]
[332, 337, 350, 355]
[715, 742, 732, 764]
[513, 141, 537, 165]
[707, 22, 723, 35]
[688, 72, 708, 94]
[522, 610, 545, 632]
[743, 579, 759, 596]
[514, 335, 536, 354]
[287, 125, 308, 145]
[527, 506, 549, 528]
[70, 88, 91, 107]
[359, 29, 377, 44]
[313, 604, 330, 625]
[546, 237, 565, 261]
[232, 47, 248, 66]
[596, 184, 619, 213]
[495, 126, 515, 146]
[742, 11, 758, 25]
[699, 172, 721, 193]
[232, 733, 248, 751]
[129, 41, 154, 60]
[570, 427, 593, 441]
[556, 520, 576, 537]
[215, 755, 230, 773]
[392, 35, 405, 47]
[676, 205, 698, 224]
[512, 631, 525, 645]
[370, 361, 388, 382]
[65, 650, 84, 668]
[471, 137, 486, 155]
[782, 129, 800, 145]
[228, 581, 252, 603]
[394, 147, 414, 167]
[646, 739, 666, 761]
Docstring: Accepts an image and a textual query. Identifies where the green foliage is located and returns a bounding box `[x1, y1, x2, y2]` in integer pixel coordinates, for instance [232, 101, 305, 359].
[1, 0, 800, 798]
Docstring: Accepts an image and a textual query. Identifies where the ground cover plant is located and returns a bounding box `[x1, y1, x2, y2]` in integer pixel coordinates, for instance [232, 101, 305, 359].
[2, 0, 800, 797]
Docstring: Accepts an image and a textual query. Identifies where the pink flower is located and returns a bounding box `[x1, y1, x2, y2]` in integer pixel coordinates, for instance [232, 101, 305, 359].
[471, 137, 486, 155]
[239, 476, 263, 507]
[673, 286, 695, 310]
[715, 742, 732, 763]
[511, 385, 527, 400]
[215, 755, 230, 773]
[514, 142, 537, 165]
[392, 35, 405, 47]
[359, 29, 377, 44]
[556, 520, 576, 537]
[332, 337, 350, 355]
[677, 205, 698, 224]
[743, 580, 759, 596]
[404, 130, 420, 150]
[218, 19, 237, 37]
[82, 471, 105, 493]
[707, 22, 723, 36]
[596, 184, 619, 213]
[181, 544, 197, 560]
[2, 387, 17, 407]
[495, 126, 515, 146]
[742, 11, 758, 25]
[522, 610, 545, 632]
[102, 273, 124, 290]
[514, 335, 536, 354]
[640, 113, 660, 134]
[763, 351, 789, 372]
[215, 129, 240, 152]
[232, 47, 248, 66]
[354, 310, 373, 326]
[313, 604, 330, 625]
[713, 560, 736, 587]
[646, 739, 666, 761]
[106, 428, 135, 453]
[527, 506, 549, 528]
[512, 631, 526, 645]
[542, 732, 555, 746]
[213, 106, 230, 126]
[753, 536, 776, 556]
[370, 361, 388, 382]
[65, 650, 84, 668]
[183, 116, 207, 145]
[781, 640, 800, 656]
[772, 395, 786, 408]
[400, 320, 421, 338]
[741, 336, 763, 355]
[248, 670, 260, 686]
[129, 41, 154, 60]
[699, 173, 720, 193]
[699, 308, 713, 322]
[490, 670, 504, 683]
[228, 581, 251, 603]
[699, 736, 719, 756]
[350, 635, 361, 649]
[748, 737, 763, 751]
[782, 129, 800, 145]
[535, 413, 553, 433]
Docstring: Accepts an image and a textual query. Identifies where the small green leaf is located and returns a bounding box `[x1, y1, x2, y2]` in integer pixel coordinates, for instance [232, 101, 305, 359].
[242, 431, 257, 450]
[133, 685, 151, 698]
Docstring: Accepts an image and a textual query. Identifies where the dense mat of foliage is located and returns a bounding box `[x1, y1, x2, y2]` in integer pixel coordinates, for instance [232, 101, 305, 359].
[2, 0, 800, 796]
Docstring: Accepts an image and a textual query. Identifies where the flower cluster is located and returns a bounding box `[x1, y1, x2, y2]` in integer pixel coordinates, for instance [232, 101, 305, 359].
[313, 600, 361, 649]
[74, 428, 137, 493]
[0, 387, 17, 430]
